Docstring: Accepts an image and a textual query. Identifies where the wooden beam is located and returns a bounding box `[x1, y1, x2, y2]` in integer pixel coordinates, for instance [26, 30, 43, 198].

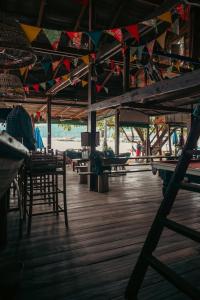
[47, 96, 52, 149]
[37, 0, 46, 27]
[89, 69, 200, 111]
[124, 103, 192, 113]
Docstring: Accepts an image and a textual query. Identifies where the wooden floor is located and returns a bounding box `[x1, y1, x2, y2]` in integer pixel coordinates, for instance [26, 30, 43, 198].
[1, 167, 200, 300]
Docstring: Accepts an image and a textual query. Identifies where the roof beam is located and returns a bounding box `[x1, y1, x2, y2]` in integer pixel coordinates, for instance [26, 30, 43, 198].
[89, 69, 200, 111]
[123, 103, 192, 113]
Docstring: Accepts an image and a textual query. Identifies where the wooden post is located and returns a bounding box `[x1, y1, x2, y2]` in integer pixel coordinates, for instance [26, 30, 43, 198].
[168, 125, 172, 155]
[47, 96, 52, 150]
[115, 110, 120, 155]
[88, 0, 97, 191]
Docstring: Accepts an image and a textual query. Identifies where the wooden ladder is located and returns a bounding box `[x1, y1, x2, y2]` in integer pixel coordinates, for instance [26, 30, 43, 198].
[125, 106, 200, 300]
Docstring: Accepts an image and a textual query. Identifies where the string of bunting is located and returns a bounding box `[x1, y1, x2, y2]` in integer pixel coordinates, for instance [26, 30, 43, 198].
[20, 3, 190, 95]
[20, 4, 188, 51]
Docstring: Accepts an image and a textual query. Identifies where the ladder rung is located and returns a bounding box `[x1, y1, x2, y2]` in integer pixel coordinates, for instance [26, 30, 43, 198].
[147, 255, 200, 300]
[164, 218, 200, 243]
[180, 182, 200, 193]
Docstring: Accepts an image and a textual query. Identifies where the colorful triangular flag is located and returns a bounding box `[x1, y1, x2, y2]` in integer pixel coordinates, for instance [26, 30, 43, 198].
[96, 84, 102, 93]
[86, 31, 102, 49]
[62, 74, 69, 81]
[63, 58, 71, 72]
[52, 60, 60, 71]
[43, 29, 61, 50]
[33, 83, 40, 92]
[47, 79, 55, 87]
[40, 82, 46, 90]
[157, 31, 167, 49]
[81, 55, 89, 65]
[42, 61, 51, 74]
[20, 24, 41, 42]
[104, 86, 109, 94]
[24, 86, 29, 94]
[158, 11, 172, 23]
[125, 24, 140, 42]
[66, 32, 82, 48]
[82, 80, 88, 87]
[19, 67, 28, 76]
[106, 29, 123, 43]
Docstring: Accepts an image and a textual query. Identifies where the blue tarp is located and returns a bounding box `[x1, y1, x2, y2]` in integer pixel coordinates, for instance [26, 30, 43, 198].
[34, 127, 44, 149]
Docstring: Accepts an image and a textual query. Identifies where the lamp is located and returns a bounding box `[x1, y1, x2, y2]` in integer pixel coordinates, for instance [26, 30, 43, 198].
[0, 14, 36, 69]
[0, 74, 25, 100]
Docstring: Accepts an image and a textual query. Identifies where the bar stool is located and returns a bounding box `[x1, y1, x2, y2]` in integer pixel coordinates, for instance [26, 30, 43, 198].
[23, 151, 68, 235]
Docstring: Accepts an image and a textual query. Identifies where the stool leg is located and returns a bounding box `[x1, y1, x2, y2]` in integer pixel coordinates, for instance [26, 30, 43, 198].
[63, 168, 68, 227]
[27, 175, 33, 235]
[55, 173, 59, 216]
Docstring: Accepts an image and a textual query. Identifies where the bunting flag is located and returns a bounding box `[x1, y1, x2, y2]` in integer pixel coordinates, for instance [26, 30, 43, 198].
[55, 77, 61, 83]
[96, 84, 102, 93]
[158, 11, 172, 23]
[106, 29, 123, 43]
[176, 4, 190, 21]
[81, 55, 89, 65]
[33, 83, 40, 92]
[19, 67, 28, 76]
[40, 82, 46, 90]
[170, 19, 179, 35]
[147, 40, 155, 57]
[115, 65, 121, 75]
[43, 29, 61, 50]
[63, 58, 71, 72]
[86, 31, 102, 49]
[47, 79, 55, 87]
[130, 54, 137, 63]
[130, 47, 137, 62]
[66, 32, 82, 48]
[142, 18, 156, 27]
[82, 80, 88, 87]
[104, 86, 109, 94]
[62, 74, 69, 81]
[42, 61, 51, 74]
[125, 24, 140, 42]
[110, 59, 115, 70]
[24, 86, 29, 94]
[52, 60, 60, 71]
[157, 31, 167, 49]
[73, 57, 79, 67]
[20, 24, 41, 42]
[137, 45, 144, 60]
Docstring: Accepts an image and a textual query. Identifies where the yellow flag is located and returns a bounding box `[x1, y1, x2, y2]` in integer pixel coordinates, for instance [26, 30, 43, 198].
[20, 23, 41, 42]
[158, 12, 172, 24]
[130, 54, 137, 63]
[19, 67, 28, 76]
[81, 55, 89, 65]
[62, 74, 69, 81]
[82, 80, 88, 87]
[157, 31, 167, 49]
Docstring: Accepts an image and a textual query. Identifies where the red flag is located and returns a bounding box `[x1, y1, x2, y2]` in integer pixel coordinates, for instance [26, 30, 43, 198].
[24, 86, 29, 94]
[125, 24, 140, 42]
[33, 83, 39, 92]
[63, 59, 71, 72]
[90, 52, 96, 61]
[36, 111, 41, 119]
[55, 77, 61, 83]
[115, 65, 121, 75]
[176, 4, 190, 21]
[74, 0, 89, 6]
[66, 31, 76, 40]
[96, 84, 102, 93]
[110, 59, 115, 71]
[106, 29, 123, 43]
